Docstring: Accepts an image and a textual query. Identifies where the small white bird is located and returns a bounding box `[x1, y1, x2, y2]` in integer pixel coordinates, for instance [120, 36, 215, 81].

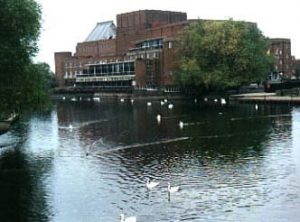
[164, 99, 168, 103]
[168, 182, 180, 194]
[168, 104, 173, 109]
[160, 101, 165, 106]
[156, 114, 161, 123]
[68, 124, 73, 131]
[179, 121, 184, 129]
[62, 96, 66, 100]
[194, 98, 197, 103]
[120, 213, 136, 222]
[147, 102, 152, 106]
[120, 98, 125, 103]
[204, 97, 208, 102]
[214, 98, 218, 103]
[255, 104, 258, 110]
[131, 99, 134, 104]
[221, 98, 226, 105]
[146, 178, 160, 189]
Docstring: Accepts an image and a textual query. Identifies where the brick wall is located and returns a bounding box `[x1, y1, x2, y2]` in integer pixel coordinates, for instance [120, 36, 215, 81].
[54, 52, 72, 87]
[75, 39, 116, 58]
[269, 38, 293, 78]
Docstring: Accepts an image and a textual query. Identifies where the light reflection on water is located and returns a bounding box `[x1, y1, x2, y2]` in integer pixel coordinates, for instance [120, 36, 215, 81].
[0, 101, 300, 221]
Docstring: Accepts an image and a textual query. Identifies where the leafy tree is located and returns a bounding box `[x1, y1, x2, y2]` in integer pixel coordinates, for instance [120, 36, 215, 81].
[175, 20, 273, 91]
[0, 0, 46, 115]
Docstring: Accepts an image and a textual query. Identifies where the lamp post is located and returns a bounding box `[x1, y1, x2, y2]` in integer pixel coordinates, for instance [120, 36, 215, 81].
[279, 71, 283, 96]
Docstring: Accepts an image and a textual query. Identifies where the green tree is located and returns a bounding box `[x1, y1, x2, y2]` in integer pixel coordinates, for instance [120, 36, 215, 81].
[0, 0, 46, 115]
[175, 20, 273, 91]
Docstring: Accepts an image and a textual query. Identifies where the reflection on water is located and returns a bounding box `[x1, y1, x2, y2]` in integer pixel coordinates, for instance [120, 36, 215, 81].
[1, 100, 300, 221]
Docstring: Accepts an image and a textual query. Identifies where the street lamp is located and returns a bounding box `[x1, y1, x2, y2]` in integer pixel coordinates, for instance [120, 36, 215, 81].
[279, 71, 283, 96]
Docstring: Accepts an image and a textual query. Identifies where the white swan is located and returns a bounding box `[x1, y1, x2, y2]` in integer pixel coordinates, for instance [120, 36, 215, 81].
[120, 98, 125, 103]
[146, 178, 160, 189]
[120, 213, 136, 222]
[147, 102, 152, 106]
[168, 104, 173, 109]
[168, 182, 180, 194]
[221, 98, 226, 105]
[179, 121, 184, 129]
[156, 114, 161, 123]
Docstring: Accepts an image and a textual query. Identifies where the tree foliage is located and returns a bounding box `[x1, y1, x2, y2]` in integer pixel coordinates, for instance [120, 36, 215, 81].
[0, 0, 52, 114]
[175, 20, 273, 90]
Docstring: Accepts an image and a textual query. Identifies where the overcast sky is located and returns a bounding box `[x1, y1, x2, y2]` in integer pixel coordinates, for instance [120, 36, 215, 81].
[36, 0, 300, 71]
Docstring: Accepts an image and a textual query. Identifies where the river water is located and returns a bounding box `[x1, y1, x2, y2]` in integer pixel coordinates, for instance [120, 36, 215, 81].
[0, 99, 300, 222]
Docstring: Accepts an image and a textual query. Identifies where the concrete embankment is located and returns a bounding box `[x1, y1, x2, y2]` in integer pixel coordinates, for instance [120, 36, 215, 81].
[230, 92, 300, 104]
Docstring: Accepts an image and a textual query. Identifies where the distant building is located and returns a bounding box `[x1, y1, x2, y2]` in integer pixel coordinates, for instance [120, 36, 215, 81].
[55, 10, 296, 92]
[55, 10, 188, 92]
[268, 38, 294, 80]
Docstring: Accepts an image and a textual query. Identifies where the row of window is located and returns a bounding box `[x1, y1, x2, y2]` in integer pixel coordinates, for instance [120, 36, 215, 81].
[127, 51, 160, 60]
[81, 62, 135, 76]
[76, 75, 134, 82]
[136, 38, 163, 50]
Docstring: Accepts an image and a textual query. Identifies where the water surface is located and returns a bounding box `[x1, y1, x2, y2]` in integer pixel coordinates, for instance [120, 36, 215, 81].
[0, 100, 300, 221]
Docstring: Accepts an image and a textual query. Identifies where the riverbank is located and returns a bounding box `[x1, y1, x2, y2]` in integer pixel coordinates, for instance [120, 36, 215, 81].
[230, 92, 300, 104]
[0, 113, 19, 135]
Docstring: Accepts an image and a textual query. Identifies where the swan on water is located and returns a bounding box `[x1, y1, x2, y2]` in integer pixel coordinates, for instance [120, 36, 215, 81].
[120, 213, 136, 222]
[164, 99, 168, 103]
[146, 178, 160, 189]
[179, 121, 184, 129]
[168, 182, 180, 193]
[156, 114, 161, 123]
[168, 104, 173, 109]
[221, 98, 226, 105]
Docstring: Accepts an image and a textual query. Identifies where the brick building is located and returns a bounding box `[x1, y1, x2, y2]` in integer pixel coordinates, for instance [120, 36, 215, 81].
[55, 10, 296, 91]
[55, 10, 188, 91]
[268, 38, 294, 80]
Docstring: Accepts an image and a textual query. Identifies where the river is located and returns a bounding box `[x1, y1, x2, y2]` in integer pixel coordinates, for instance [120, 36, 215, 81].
[0, 99, 300, 221]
